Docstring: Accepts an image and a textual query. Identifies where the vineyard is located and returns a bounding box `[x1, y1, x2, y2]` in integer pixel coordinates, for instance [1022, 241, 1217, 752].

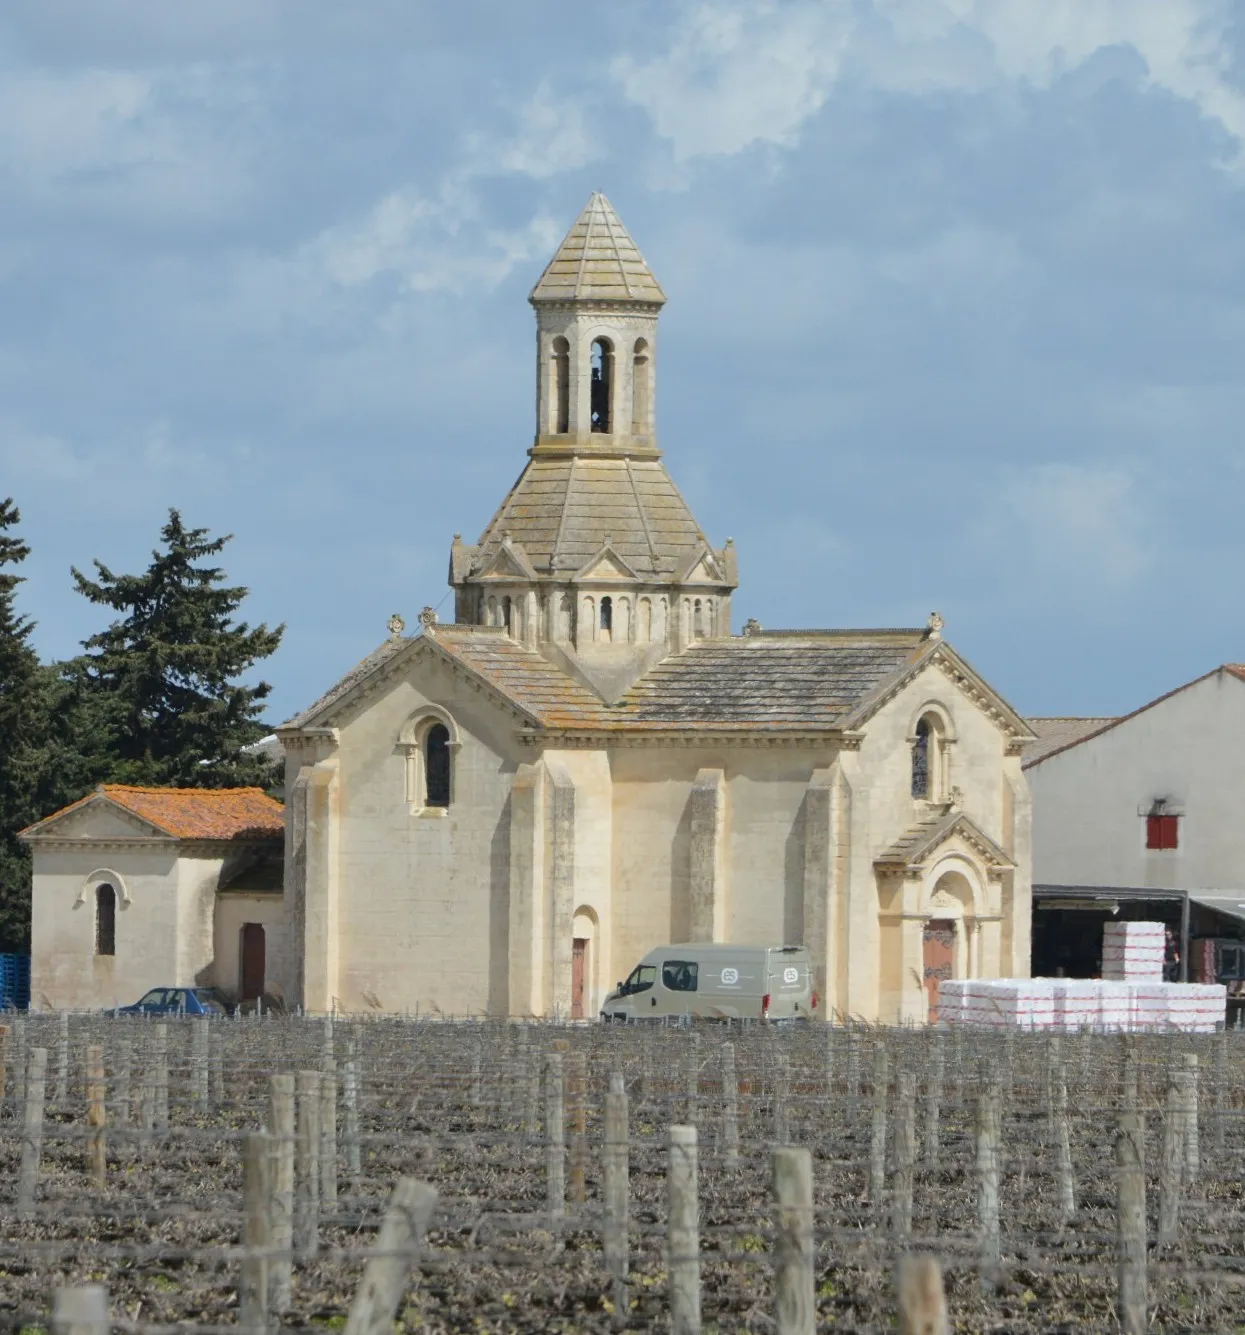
[0, 1015, 1243, 1333]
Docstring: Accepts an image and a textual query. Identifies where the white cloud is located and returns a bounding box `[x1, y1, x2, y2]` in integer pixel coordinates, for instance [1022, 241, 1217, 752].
[468, 82, 598, 180]
[999, 462, 1152, 587]
[0, 65, 268, 221]
[614, 0, 1245, 162]
[613, 3, 854, 160]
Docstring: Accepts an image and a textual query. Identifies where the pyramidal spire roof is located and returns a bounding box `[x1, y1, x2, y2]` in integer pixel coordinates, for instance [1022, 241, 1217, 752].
[529, 193, 666, 306]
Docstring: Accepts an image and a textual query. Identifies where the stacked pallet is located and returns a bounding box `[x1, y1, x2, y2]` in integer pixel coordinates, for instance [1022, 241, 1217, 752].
[1102, 920, 1166, 980]
[938, 977, 1224, 1032]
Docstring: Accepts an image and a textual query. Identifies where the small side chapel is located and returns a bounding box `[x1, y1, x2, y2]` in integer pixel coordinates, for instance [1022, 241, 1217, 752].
[277, 194, 1036, 1023]
[23, 195, 1036, 1022]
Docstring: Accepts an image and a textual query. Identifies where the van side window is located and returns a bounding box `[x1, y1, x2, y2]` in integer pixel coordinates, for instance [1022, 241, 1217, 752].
[662, 960, 699, 992]
[624, 965, 656, 995]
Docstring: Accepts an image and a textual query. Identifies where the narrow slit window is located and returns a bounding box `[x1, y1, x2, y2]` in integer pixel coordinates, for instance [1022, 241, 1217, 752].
[911, 718, 931, 799]
[590, 338, 613, 433]
[552, 336, 570, 434]
[600, 595, 613, 633]
[96, 884, 116, 956]
[425, 724, 451, 808]
[631, 338, 650, 434]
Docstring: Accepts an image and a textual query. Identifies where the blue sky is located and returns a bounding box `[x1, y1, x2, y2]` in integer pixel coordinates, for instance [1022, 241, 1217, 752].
[3, 0, 1244, 724]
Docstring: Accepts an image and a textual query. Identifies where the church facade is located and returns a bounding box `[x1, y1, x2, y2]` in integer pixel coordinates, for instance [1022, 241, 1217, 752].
[275, 194, 1037, 1023]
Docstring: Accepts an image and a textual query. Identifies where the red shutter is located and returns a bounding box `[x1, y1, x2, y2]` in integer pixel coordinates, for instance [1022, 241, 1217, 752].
[1147, 814, 1179, 850]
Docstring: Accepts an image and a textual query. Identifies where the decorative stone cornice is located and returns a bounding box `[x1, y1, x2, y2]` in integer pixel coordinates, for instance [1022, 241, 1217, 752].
[516, 728, 848, 750]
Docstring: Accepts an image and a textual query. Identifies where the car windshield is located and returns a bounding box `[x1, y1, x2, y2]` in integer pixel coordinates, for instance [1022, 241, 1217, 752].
[137, 989, 168, 1006]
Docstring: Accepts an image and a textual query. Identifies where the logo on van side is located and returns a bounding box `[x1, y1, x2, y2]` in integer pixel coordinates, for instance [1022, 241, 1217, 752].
[783, 967, 799, 984]
[720, 967, 739, 986]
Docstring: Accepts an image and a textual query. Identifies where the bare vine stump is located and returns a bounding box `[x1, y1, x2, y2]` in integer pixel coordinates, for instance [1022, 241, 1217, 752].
[869, 1042, 889, 1205]
[545, 1052, 565, 1220]
[976, 1080, 1001, 1292]
[295, 1069, 322, 1257]
[344, 1178, 438, 1335]
[774, 1051, 791, 1145]
[1179, 1053, 1199, 1183]
[55, 1010, 69, 1106]
[721, 1043, 740, 1170]
[86, 1044, 106, 1188]
[152, 1022, 169, 1131]
[18, 1046, 48, 1215]
[924, 1034, 944, 1172]
[268, 1072, 295, 1313]
[772, 1145, 814, 1335]
[892, 1071, 916, 1238]
[1116, 1111, 1147, 1335]
[320, 1055, 338, 1211]
[896, 1255, 949, 1335]
[52, 1285, 109, 1335]
[240, 1132, 274, 1335]
[603, 1071, 629, 1327]
[668, 1125, 701, 1335]
[1158, 1077, 1184, 1245]
[568, 1050, 587, 1204]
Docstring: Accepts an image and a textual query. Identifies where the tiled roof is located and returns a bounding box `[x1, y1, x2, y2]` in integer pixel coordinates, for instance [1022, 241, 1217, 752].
[529, 193, 666, 306]
[1022, 717, 1117, 765]
[24, 786, 284, 841]
[283, 638, 407, 730]
[433, 626, 927, 733]
[876, 811, 1012, 869]
[470, 455, 714, 582]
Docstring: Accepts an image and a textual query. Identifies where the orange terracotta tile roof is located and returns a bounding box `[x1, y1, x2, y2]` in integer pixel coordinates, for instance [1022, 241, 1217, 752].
[24, 785, 284, 841]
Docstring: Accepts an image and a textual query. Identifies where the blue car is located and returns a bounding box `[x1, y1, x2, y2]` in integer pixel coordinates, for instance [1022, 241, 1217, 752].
[115, 987, 231, 1017]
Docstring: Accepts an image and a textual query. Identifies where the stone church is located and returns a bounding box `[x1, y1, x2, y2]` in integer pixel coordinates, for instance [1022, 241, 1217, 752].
[24, 195, 1035, 1022]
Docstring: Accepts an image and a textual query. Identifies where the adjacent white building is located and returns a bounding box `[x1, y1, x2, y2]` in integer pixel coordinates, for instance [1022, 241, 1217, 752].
[1025, 665, 1245, 983]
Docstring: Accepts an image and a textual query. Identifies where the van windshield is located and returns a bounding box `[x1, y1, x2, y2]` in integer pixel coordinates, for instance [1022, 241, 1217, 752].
[623, 965, 656, 995]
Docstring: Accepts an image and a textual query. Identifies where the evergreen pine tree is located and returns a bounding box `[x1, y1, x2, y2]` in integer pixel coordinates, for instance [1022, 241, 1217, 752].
[71, 510, 284, 788]
[0, 499, 49, 951]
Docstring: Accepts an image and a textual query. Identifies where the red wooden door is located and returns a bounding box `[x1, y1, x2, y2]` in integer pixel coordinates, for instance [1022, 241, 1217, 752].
[241, 923, 266, 1001]
[923, 919, 955, 1022]
[571, 938, 588, 1019]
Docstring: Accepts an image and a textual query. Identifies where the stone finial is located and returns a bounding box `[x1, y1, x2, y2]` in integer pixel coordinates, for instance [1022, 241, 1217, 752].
[387, 613, 406, 640]
[418, 605, 439, 634]
[743, 617, 762, 637]
[926, 610, 944, 638]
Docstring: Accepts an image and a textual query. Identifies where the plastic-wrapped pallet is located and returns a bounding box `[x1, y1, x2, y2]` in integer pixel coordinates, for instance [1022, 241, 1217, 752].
[935, 979, 966, 1026]
[1102, 921, 1166, 981]
[1165, 983, 1226, 1033]
[1051, 979, 1101, 1031]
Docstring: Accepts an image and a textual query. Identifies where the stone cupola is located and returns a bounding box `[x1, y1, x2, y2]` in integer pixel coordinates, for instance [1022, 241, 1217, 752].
[450, 193, 737, 702]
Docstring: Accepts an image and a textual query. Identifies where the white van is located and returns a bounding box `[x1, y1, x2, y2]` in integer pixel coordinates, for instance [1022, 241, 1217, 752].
[600, 944, 816, 1023]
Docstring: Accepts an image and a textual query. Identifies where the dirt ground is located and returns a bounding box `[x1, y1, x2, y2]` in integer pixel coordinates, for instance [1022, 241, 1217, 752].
[1, 1018, 1243, 1333]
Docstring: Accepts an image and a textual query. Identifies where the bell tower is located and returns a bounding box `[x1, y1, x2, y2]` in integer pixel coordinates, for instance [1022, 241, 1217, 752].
[450, 193, 737, 702]
[530, 192, 665, 453]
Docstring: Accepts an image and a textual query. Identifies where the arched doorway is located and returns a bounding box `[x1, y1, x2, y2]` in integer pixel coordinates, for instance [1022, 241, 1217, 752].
[922, 867, 979, 1022]
[571, 907, 599, 1020]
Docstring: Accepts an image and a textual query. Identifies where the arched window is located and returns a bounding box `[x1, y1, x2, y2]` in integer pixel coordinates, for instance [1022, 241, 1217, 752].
[600, 595, 613, 635]
[96, 884, 116, 956]
[503, 595, 513, 637]
[694, 598, 710, 638]
[558, 592, 573, 642]
[401, 710, 459, 814]
[638, 597, 652, 642]
[425, 724, 451, 808]
[590, 338, 613, 433]
[912, 717, 932, 799]
[632, 338, 650, 435]
[552, 336, 570, 434]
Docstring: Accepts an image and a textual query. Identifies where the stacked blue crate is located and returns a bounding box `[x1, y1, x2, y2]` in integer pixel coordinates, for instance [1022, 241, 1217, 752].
[0, 954, 30, 1010]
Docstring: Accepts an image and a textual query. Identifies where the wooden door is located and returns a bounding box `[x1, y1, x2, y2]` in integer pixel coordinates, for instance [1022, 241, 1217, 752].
[240, 923, 266, 1002]
[571, 937, 588, 1020]
[923, 919, 956, 1023]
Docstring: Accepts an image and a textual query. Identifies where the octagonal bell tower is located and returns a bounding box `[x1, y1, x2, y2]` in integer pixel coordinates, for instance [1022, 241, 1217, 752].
[450, 194, 738, 702]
